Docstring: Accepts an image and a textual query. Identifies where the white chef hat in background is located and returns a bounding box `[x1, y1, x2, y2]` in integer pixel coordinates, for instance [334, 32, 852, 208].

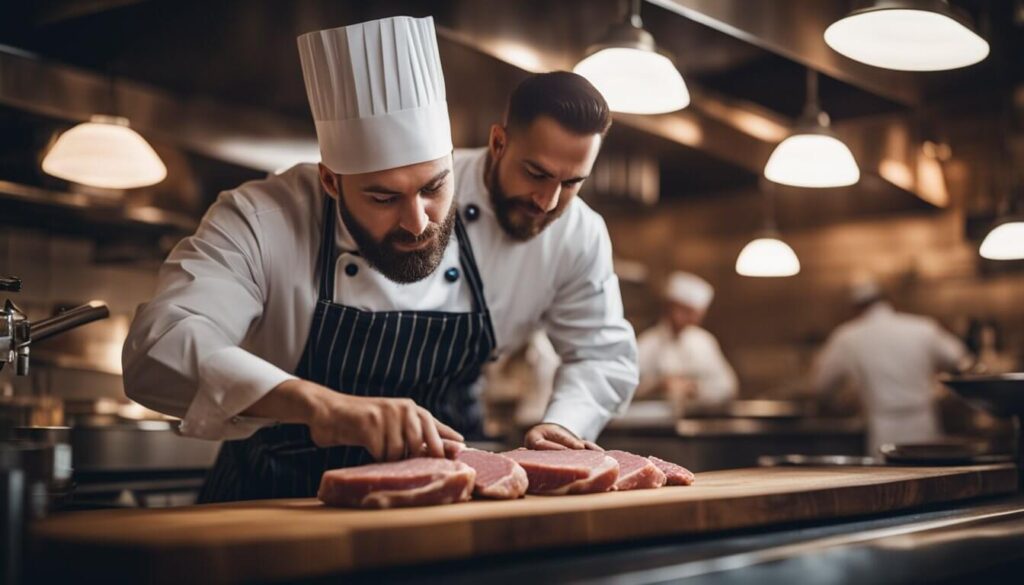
[297, 16, 453, 174]
[849, 277, 883, 305]
[664, 271, 715, 312]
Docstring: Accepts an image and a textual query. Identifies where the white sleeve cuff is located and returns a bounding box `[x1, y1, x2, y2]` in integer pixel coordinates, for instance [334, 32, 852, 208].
[541, 397, 610, 443]
[179, 347, 297, 440]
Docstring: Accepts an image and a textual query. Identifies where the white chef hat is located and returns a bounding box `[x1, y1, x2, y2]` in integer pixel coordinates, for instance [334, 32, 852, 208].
[849, 277, 883, 305]
[297, 16, 453, 174]
[664, 272, 714, 311]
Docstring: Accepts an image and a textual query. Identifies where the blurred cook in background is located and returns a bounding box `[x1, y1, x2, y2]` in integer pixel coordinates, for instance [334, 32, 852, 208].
[635, 272, 738, 410]
[811, 279, 970, 454]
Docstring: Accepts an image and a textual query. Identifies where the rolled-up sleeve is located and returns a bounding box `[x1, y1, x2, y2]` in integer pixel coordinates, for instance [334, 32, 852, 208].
[540, 215, 639, 441]
[122, 192, 296, 440]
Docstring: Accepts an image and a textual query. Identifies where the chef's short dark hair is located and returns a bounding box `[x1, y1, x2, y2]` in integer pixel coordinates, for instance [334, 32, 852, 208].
[505, 71, 612, 137]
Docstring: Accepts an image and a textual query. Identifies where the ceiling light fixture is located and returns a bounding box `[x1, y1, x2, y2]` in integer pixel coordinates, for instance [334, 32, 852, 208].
[824, 0, 989, 71]
[42, 115, 167, 190]
[573, 0, 689, 114]
[736, 183, 801, 277]
[763, 70, 860, 188]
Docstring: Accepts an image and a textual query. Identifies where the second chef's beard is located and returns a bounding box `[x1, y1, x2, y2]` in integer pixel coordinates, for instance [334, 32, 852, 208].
[486, 153, 568, 242]
[336, 195, 456, 284]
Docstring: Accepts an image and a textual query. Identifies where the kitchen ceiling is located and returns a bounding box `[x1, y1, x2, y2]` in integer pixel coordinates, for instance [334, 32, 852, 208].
[0, 0, 1020, 218]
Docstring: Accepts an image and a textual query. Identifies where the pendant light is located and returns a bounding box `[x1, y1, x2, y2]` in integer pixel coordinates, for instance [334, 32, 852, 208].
[573, 0, 689, 114]
[763, 70, 859, 188]
[980, 128, 1024, 261]
[980, 219, 1024, 261]
[824, 0, 989, 72]
[41, 67, 167, 190]
[736, 184, 801, 278]
[42, 115, 167, 189]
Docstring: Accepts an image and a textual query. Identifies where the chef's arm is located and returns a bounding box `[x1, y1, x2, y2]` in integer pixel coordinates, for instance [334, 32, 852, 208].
[122, 192, 296, 440]
[243, 379, 463, 460]
[931, 322, 971, 372]
[541, 219, 639, 442]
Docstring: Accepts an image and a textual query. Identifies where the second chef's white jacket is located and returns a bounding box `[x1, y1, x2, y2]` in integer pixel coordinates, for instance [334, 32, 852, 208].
[123, 151, 637, 442]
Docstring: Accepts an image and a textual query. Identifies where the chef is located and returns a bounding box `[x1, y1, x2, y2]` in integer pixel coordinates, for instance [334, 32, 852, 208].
[452, 71, 638, 450]
[634, 272, 738, 407]
[124, 16, 494, 502]
[122, 18, 637, 502]
[811, 279, 969, 454]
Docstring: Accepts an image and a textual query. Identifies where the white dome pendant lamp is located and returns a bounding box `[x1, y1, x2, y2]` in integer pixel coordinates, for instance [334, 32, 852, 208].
[573, 0, 689, 114]
[42, 115, 167, 190]
[824, 0, 989, 72]
[736, 185, 801, 278]
[42, 69, 166, 190]
[764, 70, 859, 188]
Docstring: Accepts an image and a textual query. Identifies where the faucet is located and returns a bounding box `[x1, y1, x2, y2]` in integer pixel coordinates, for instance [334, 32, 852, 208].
[1, 276, 110, 376]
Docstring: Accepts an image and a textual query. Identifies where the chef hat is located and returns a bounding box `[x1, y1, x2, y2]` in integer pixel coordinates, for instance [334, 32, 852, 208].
[664, 272, 714, 311]
[297, 16, 453, 174]
[849, 278, 883, 305]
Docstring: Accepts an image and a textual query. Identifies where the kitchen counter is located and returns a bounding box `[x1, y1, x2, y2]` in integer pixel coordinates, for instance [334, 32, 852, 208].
[29, 463, 1016, 584]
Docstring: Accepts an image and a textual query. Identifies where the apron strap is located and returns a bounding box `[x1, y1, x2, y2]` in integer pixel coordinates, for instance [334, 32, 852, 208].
[455, 214, 497, 354]
[317, 194, 339, 301]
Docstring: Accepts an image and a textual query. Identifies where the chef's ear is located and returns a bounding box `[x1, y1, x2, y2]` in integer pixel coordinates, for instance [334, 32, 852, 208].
[318, 163, 341, 200]
[488, 124, 508, 159]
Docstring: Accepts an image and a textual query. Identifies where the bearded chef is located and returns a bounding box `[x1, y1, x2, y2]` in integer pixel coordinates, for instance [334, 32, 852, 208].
[634, 272, 738, 407]
[452, 71, 638, 450]
[122, 17, 638, 502]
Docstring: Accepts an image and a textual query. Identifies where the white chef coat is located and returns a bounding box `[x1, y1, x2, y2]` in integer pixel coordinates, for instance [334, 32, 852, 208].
[635, 322, 739, 406]
[812, 302, 967, 453]
[123, 150, 637, 442]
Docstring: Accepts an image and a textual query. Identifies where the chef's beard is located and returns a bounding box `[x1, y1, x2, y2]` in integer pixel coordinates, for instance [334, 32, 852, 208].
[336, 195, 456, 284]
[487, 154, 566, 242]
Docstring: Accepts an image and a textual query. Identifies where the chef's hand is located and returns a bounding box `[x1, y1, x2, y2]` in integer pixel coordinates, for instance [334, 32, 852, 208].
[524, 423, 602, 451]
[254, 379, 464, 461]
[313, 392, 464, 462]
[663, 375, 698, 399]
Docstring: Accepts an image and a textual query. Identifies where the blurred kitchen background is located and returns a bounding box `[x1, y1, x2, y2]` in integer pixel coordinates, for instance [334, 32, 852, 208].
[1, 0, 1023, 507]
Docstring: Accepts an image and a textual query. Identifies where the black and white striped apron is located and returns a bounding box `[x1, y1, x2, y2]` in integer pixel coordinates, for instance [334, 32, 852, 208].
[198, 196, 496, 502]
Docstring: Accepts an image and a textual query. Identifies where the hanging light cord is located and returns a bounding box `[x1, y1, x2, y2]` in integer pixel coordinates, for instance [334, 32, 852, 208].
[802, 68, 827, 126]
[628, 0, 643, 28]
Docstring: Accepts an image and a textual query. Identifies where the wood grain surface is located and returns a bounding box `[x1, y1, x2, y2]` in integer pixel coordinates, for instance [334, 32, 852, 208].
[32, 464, 1017, 584]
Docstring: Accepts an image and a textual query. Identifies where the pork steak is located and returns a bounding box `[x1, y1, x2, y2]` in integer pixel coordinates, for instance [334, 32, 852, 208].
[607, 450, 667, 490]
[318, 458, 475, 509]
[456, 449, 529, 499]
[501, 449, 619, 495]
[648, 456, 696, 486]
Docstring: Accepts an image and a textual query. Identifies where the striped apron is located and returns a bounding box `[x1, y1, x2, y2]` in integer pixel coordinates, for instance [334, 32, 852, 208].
[198, 197, 496, 502]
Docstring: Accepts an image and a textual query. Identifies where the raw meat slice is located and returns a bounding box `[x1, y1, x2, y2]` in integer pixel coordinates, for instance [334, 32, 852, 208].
[502, 449, 619, 495]
[456, 449, 529, 499]
[317, 458, 475, 509]
[648, 456, 696, 486]
[607, 450, 667, 490]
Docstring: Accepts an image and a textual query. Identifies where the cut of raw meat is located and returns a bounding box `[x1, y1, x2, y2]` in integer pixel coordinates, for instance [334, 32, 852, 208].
[502, 449, 619, 495]
[607, 450, 667, 490]
[456, 449, 529, 499]
[648, 456, 696, 486]
[317, 458, 475, 509]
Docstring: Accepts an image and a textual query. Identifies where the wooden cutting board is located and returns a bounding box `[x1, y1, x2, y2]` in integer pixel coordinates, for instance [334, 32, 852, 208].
[32, 464, 1016, 584]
